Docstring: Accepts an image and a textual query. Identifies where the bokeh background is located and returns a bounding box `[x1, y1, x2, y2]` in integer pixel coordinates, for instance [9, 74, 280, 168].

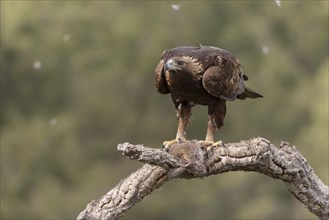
[1, 1, 328, 219]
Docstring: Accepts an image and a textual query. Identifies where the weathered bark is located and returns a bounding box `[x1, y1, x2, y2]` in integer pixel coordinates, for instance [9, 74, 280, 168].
[77, 137, 329, 220]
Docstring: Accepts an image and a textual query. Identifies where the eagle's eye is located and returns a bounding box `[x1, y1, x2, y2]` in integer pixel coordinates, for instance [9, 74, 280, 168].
[176, 60, 185, 66]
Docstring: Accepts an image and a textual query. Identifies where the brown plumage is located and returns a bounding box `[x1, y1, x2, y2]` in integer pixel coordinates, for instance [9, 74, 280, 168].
[155, 46, 263, 147]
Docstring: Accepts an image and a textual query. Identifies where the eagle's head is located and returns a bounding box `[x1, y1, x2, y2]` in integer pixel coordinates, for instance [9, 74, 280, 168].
[164, 56, 203, 74]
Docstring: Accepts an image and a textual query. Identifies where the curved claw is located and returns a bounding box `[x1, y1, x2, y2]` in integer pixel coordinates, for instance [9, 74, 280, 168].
[198, 140, 223, 151]
[163, 137, 186, 149]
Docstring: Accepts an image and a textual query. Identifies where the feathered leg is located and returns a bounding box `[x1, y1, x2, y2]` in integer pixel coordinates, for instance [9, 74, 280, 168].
[163, 101, 192, 148]
[204, 100, 226, 147]
[176, 102, 192, 140]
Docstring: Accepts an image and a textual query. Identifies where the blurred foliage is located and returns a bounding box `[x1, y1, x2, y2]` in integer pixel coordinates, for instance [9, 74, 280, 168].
[1, 1, 328, 219]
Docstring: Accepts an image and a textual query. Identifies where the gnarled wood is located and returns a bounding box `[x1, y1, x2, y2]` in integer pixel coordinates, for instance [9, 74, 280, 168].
[77, 137, 329, 220]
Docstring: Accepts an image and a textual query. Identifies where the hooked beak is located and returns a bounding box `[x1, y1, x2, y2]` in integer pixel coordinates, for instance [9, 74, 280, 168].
[164, 59, 180, 71]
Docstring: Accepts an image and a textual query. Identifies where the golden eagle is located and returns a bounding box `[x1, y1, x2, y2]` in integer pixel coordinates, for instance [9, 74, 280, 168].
[155, 46, 263, 147]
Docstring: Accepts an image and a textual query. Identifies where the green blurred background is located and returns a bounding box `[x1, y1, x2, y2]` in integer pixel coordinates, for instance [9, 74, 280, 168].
[1, 1, 328, 219]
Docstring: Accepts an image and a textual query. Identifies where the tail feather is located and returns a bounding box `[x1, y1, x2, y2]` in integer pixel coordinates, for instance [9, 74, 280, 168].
[237, 86, 263, 100]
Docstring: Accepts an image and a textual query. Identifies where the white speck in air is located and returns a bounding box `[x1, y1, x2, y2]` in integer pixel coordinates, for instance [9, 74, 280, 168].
[33, 60, 42, 70]
[49, 117, 58, 126]
[171, 4, 182, 11]
[262, 45, 270, 54]
[63, 34, 70, 42]
[275, 0, 281, 7]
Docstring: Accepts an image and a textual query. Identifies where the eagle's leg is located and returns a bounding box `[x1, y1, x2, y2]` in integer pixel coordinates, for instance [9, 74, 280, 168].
[176, 102, 192, 140]
[205, 116, 216, 143]
[203, 101, 226, 148]
[163, 102, 192, 149]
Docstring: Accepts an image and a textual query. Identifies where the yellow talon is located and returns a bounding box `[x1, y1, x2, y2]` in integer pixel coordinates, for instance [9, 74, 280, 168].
[163, 137, 186, 149]
[197, 140, 223, 151]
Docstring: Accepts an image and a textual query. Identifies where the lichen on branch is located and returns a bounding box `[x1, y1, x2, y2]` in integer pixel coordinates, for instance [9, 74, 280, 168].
[78, 138, 329, 220]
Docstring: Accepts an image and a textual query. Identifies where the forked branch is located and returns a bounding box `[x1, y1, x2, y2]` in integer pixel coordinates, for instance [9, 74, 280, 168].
[77, 137, 329, 220]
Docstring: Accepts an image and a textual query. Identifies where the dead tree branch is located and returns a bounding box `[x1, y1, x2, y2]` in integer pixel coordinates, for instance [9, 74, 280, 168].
[77, 137, 329, 220]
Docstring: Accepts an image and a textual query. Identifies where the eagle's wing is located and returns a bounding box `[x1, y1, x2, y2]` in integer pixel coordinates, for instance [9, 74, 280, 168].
[154, 59, 170, 94]
[202, 56, 244, 101]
